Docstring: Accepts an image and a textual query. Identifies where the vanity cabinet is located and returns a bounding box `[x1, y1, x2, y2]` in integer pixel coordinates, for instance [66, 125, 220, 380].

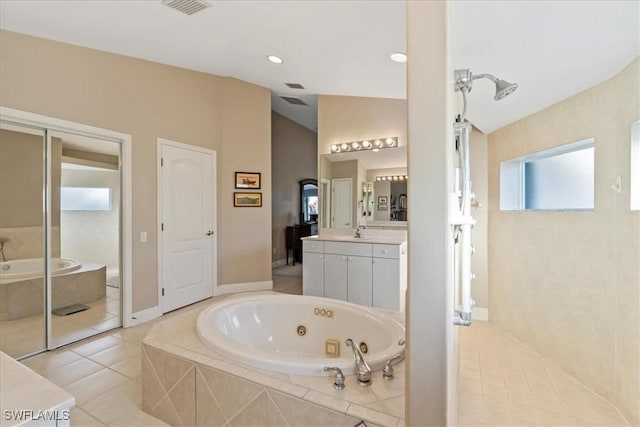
[302, 239, 406, 311]
[302, 241, 324, 297]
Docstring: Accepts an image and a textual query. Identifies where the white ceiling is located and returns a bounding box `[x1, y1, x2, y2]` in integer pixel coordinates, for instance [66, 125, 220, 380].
[0, 1, 638, 134]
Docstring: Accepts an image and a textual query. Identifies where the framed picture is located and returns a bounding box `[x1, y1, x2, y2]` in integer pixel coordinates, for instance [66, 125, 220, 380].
[234, 192, 262, 207]
[235, 172, 261, 189]
[377, 196, 388, 204]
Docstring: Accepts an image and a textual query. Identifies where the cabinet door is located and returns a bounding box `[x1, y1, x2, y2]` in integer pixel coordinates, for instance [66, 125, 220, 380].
[347, 256, 373, 306]
[302, 252, 324, 297]
[373, 257, 400, 311]
[324, 254, 348, 301]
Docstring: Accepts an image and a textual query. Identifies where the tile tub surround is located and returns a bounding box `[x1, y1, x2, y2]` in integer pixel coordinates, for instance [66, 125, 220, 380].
[0, 263, 106, 321]
[0, 226, 60, 260]
[142, 296, 405, 427]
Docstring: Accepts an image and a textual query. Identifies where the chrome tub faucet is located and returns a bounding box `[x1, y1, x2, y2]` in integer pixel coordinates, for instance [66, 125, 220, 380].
[345, 338, 371, 386]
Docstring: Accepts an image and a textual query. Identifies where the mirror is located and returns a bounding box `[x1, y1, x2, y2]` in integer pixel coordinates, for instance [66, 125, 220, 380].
[299, 179, 318, 223]
[319, 147, 407, 228]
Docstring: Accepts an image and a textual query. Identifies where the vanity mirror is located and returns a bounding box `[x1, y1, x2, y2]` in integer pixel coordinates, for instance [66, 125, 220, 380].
[318, 146, 407, 229]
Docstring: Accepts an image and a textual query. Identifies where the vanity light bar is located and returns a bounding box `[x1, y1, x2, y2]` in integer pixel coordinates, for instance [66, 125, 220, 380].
[330, 137, 398, 153]
[375, 175, 408, 181]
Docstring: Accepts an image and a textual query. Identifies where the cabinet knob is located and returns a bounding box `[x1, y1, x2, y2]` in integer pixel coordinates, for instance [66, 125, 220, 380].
[373, 259, 377, 264]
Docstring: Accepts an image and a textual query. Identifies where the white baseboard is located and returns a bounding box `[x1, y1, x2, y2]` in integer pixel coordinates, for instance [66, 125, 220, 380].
[216, 280, 273, 296]
[272, 259, 287, 268]
[125, 305, 162, 327]
[472, 307, 489, 321]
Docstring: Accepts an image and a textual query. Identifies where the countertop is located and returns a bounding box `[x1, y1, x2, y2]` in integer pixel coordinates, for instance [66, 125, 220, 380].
[0, 351, 75, 426]
[301, 235, 407, 245]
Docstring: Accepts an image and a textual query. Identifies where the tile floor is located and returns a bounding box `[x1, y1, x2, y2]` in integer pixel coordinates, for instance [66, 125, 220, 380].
[457, 321, 629, 426]
[13, 269, 628, 426]
[0, 286, 121, 358]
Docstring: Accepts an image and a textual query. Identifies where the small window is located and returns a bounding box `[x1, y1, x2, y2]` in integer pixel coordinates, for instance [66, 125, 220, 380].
[61, 187, 111, 211]
[500, 138, 594, 211]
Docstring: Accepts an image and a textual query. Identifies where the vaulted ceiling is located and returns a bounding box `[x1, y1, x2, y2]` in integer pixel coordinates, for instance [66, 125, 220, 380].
[1, 1, 637, 134]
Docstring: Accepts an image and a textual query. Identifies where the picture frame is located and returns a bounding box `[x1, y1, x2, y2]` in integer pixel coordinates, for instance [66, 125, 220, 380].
[235, 172, 261, 189]
[234, 192, 262, 207]
[377, 196, 388, 204]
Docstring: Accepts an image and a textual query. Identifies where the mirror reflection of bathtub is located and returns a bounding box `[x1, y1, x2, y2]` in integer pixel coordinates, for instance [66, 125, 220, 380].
[0, 258, 106, 321]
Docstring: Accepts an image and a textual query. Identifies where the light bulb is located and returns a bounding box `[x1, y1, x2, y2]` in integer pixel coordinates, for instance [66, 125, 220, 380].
[330, 144, 339, 152]
[340, 143, 349, 151]
[385, 137, 396, 146]
[373, 139, 383, 148]
[351, 141, 360, 150]
[362, 140, 372, 149]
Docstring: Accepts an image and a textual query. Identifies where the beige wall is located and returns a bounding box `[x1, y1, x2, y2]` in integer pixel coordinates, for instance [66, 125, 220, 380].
[0, 129, 46, 228]
[317, 95, 407, 155]
[0, 30, 272, 312]
[271, 111, 317, 263]
[406, 1, 457, 423]
[488, 58, 639, 424]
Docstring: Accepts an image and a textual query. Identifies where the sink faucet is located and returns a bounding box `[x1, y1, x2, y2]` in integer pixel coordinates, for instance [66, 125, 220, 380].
[345, 338, 371, 386]
[354, 225, 366, 238]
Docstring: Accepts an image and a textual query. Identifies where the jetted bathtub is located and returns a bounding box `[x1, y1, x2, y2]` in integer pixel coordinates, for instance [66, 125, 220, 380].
[196, 293, 405, 376]
[0, 258, 81, 284]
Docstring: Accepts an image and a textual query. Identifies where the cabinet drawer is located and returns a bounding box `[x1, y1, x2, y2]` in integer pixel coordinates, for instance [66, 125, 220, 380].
[372, 244, 401, 259]
[303, 240, 325, 253]
[324, 241, 372, 257]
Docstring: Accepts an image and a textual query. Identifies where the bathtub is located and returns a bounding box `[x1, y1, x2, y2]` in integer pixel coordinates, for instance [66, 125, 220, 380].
[0, 258, 81, 284]
[197, 293, 405, 376]
[0, 259, 105, 321]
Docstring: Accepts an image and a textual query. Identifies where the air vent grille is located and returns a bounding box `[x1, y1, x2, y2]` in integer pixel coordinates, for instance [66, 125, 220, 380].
[280, 96, 308, 106]
[285, 83, 305, 89]
[161, 0, 210, 15]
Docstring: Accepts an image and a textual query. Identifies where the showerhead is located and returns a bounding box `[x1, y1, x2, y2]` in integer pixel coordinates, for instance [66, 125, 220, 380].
[454, 69, 518, 100]
[494, 79, 518, 101]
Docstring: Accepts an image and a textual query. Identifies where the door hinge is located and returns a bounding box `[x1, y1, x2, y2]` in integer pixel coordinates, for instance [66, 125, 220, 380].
[162, 288, 165, 297]
[161, 158, 164, 167]
[161, 223, 164, 231]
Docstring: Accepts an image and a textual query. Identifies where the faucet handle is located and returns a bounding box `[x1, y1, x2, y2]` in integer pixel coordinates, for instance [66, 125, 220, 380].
[382, 354, 403, 381]
[324, 366, 345, 390]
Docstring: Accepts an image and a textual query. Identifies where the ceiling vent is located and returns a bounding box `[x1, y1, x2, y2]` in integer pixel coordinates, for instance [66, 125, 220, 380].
[161, 0, 210, 16]
[280, 96, 308, 106]
[285, 83, 305, 89]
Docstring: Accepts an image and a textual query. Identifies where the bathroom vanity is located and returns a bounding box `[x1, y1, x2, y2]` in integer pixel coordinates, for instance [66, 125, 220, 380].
[302, 235, 407, 311]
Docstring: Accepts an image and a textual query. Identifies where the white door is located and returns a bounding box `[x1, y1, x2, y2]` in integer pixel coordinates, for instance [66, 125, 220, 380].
[332, 178, 352, 228]
[159, 140, 216, 313]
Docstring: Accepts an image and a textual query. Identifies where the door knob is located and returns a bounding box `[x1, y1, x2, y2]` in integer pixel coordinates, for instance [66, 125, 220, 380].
[206, 230, 214, 236]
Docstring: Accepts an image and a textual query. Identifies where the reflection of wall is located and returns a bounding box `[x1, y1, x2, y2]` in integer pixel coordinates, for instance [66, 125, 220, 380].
[366, 167, 407, 182]
[0, 130, 62, 258]
[373, 181, 390, 221]
[488, 58, 639, 424]
[271, 111, 317, 263]
[1, 30, 272, 312]
[60, 167, 120, 277]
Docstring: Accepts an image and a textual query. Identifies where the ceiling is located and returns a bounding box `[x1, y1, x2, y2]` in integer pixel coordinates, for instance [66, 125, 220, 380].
[0, 1, 638, 134]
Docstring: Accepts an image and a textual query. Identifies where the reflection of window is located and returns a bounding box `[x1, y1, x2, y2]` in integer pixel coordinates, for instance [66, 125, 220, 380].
[61, 187, 111, 211]
[307, 196, 318, 215]
[500, 138, 594, 211]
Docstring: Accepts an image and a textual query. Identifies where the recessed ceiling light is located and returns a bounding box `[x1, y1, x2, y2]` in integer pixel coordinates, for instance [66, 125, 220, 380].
[390, 52, 407, 63]
[267, 55, 283, 64]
